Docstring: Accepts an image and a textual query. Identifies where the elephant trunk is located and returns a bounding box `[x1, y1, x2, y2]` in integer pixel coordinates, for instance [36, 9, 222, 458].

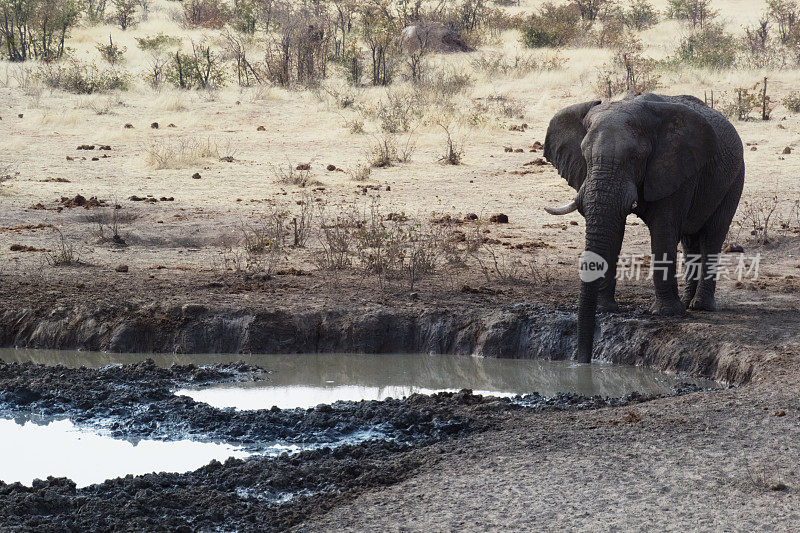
[575, 177, 629, 363]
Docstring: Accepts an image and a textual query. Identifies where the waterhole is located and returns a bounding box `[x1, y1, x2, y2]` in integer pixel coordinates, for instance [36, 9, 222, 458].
[2, 349, 715, 410]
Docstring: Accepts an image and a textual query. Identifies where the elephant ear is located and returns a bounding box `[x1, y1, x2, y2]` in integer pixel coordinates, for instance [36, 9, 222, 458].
[643, 102, 719, 202]
[544, 100, 601, 191]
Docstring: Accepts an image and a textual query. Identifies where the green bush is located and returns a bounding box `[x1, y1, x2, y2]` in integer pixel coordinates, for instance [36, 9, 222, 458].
[136, 34, 181, 53]
[165, 44, 226, 90]
[666, 0, 717, 28]
[624, 0, 659, 31]
[37, 60, 131, 93]
[675, 23, 737, 68]
[522, 2, 582, 48]
[783, 91, 800, 113]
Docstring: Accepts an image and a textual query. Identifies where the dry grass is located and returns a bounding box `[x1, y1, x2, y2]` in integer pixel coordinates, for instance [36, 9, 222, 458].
[143, 137, 219, 169]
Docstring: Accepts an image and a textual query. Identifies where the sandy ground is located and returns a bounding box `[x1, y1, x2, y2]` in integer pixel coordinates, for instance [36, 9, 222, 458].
[1, 0, 800, 530]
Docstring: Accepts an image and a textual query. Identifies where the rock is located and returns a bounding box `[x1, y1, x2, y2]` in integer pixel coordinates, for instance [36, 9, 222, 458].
[18, 113, 23, 118]
[124, 123, 134, 129]
[751, 146, 757, 151]
[168, 123, 176, 128]
[530, 141, 543, 150]
[257, 126, 266, 131]
[99, 145, 111, 150]
[504, 147, 513, 153]
[465, 213, 478, 221]
[129, 195, 145, 201]
[489, 213, 509, 224]
[398, 22, 474, 53]
[296, 163, 311, 171]
[570, 220, 578, 226]
[192, 173, 201, 180]
[219, 156, 234, 162]
[77, 145, 95, 150]
[326, 164, 337, 171]
[386, 185, 391, 191]
[181, 303, 206, 316]
[723, 243, 745, 253]
[115, 264, 129, 273]
[783, 146, 792, 154]
[514, 148, 523, 153]
[151, 122, 159, 129]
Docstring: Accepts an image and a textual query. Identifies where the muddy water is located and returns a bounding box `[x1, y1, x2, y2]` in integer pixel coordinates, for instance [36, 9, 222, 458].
[1, 349, 715, 410]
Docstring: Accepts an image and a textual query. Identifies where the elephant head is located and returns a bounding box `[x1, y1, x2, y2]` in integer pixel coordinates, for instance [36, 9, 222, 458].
[543, 96, 719, 363]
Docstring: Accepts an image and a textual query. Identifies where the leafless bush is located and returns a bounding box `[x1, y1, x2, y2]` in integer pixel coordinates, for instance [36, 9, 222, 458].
[223, 29, 262, 87]
[271, 160, 319, 187]
[375, 90, 421, 133]
[367, 133, 398, 167]
[350, 161, 372, 181]
[738, 196, 780, 244]
[85, 205, 139, 244]
[239, 211, 290, 274]
[44, 228, 81, 266]
[438, 124, 464, 165]
[264, 4, 331, 87]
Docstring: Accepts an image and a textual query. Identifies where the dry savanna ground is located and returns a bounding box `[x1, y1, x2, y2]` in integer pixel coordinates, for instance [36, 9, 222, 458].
[0, 0, 799, 306]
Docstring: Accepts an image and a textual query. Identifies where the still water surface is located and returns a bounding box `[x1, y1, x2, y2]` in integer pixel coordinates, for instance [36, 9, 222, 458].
[1, 349, 716, 410]
[0, 418, 254, 488]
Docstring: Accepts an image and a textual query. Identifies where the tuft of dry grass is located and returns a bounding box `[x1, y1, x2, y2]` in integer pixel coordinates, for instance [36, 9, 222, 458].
[143, 137, 219, 169]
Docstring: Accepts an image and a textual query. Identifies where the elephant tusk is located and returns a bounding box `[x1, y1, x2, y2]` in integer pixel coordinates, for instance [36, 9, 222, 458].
[544, 200, 578, 216]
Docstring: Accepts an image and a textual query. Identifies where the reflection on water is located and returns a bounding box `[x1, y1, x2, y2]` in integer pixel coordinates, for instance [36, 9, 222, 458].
[178, 384, 520, 410]
[0, 418, 254, 488]
[0, 349, 715, 410]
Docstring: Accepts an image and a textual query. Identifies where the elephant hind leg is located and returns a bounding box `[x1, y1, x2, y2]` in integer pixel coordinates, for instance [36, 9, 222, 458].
[681, 233, 701, 307]
[690, 180, 743, 311]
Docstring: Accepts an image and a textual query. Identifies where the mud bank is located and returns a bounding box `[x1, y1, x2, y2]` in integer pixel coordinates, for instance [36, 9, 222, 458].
[0, 303, 768, 383]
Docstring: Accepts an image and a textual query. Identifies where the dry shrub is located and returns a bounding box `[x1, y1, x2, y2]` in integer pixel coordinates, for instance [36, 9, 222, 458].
[144, 138, 219, 169]
[271, 161, 320, 187]
[183, 0, 231, 28]
[595, 34, 660, 97]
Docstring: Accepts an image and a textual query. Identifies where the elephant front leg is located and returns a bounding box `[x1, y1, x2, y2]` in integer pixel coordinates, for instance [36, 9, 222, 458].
[598, 235, 623, 313]
[649, 230, 686, 317]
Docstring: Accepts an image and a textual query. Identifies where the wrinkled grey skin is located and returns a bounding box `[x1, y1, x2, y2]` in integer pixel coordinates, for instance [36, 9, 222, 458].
[544, 94, 745, 363]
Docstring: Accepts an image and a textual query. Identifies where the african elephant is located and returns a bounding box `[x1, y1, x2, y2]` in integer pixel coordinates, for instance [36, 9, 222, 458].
[543, 93, 745, 363]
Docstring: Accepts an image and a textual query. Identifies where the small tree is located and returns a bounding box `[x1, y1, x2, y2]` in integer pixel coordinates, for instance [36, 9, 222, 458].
[666, 0, 718, 28]
[0, 0, 82, 61]
[111, 0, 137, 30]
[361, 2, 396, 86]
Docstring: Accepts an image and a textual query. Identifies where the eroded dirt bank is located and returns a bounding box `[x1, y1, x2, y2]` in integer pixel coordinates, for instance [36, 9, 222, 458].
[1, 296, 790, 385]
